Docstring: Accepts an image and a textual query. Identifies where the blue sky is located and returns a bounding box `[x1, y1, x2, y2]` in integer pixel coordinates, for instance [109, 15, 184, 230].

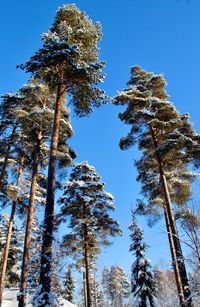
[1, 0, 200, 277]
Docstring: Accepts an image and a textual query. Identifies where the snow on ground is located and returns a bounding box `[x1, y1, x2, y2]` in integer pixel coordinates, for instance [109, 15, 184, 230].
[2, 289, 77, 307]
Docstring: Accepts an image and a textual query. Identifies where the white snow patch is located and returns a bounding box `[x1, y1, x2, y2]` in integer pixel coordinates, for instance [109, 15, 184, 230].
[2, 289, 77, 307]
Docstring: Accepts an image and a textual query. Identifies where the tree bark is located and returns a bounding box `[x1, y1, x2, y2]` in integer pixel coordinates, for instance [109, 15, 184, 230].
[163, 209, 185, 306]
[83, 271, 88, 307]
[0, 156, 24, 307]
[83, 224, 92, 307]
[0, 125, 17, 191]
[39, 80, 66, 306]
[18, 139, 40, 307]
[150, 126, 193, 307]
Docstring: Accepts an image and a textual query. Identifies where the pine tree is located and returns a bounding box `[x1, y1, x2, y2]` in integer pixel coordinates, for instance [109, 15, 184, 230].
[114, 66, 199, 307]
[16, 80, 53, 307]
[58, 161, 122, 307]
[108, 266, 130, 307]
[26, 218, 43, 290]
[0, 155, 24, 306]
[0, 214, 23, 288]
[63, 265, 75, 303]
[18, 5, 106, 304]
[129, 213, 157, 307]
[16, 79, 74, 307]
[0, 92, 22, 190]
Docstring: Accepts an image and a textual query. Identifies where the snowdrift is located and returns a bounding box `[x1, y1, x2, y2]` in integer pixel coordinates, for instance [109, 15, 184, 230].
[2, 288, 77, 307]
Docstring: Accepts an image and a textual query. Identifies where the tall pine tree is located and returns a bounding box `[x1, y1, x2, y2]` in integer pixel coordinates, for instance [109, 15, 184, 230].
[114, 66, 200, 306]
[16, 79, 74, 307]
[19, 5, 106, 304]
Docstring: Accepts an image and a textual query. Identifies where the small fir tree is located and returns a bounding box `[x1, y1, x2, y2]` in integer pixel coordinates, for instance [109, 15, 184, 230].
[58, 161, 122, 307]
[63, 265, 75, 303]
[129, 213, 157, 307]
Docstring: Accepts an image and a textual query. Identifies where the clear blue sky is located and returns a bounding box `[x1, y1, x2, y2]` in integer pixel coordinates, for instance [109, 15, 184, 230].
[1, 0, 200, 277]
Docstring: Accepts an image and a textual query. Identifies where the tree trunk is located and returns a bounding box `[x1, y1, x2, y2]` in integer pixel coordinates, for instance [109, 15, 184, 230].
[0, 125, 17, 191]
[163, 209, 185, 306]
[83, 224, 92, 307]
[39, 81, 66, 306]
[18, 139, 40, 307]
[83, 271, 87, 307]
[0, 157, 23, 307]
[150, 126, 193, 307]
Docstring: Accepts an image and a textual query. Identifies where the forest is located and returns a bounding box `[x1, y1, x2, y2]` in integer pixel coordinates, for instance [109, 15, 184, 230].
[0, 2, 200, 307]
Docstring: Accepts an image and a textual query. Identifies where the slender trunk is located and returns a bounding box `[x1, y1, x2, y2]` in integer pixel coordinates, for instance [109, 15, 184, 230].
[39, 81, 66, 306]
[163, 209, 185, 306]
[0, 125, 17, 190]
[150, 126, 193, 307]
[83, 271, 87, 307]
[18, 139, 40, 307]
[83, 224, 92, 307]
[0, 157, 23, 306]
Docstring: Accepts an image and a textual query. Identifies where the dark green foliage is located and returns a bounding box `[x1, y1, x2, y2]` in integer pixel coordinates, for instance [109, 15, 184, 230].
[58, 161, 122, 269]
[18, 4, 107, 117]
[63, 265, 75, 303]
[0, 214, 23, 287]
[114, 66, 199, 221]
[129, 213, 157, 307]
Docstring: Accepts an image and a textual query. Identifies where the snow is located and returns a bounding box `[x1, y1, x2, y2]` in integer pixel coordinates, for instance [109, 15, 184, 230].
[82, 195, 92, 202]
[2, 289, 77, 307]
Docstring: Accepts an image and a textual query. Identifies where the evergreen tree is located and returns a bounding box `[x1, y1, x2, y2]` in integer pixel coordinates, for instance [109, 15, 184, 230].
[26, 218, 43, 290]
[0, 92, 22, 190]
[114, 66, 199, 306]
[58, 161, 122, 307]
[108, 266, 130, 307]
[63, 265, 75, 303]
[129, 213, 157, 307]
[0, 214, 23, 288]
[19, 5, 106, 304]
[16, 79, 74, 307]
[0, 155, 25, 306]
